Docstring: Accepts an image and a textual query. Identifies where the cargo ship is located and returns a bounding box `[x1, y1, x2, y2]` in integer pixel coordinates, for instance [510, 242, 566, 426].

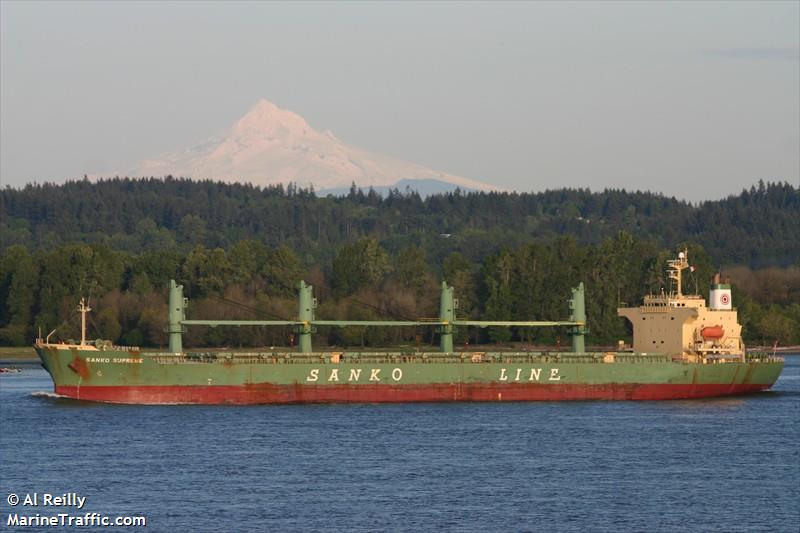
[34, 251, 783, 404]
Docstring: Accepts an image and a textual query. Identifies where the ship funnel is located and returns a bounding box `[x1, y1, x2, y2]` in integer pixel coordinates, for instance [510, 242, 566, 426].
[709, 273, 732, 310]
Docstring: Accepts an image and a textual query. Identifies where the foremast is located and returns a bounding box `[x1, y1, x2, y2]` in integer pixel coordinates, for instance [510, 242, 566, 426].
[77, 298, 92, 346]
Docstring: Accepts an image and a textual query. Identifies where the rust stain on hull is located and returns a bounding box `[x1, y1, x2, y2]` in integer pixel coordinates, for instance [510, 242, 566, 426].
[67, 357, 89, 380]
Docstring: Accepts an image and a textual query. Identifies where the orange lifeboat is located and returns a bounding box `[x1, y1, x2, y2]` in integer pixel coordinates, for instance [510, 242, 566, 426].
[701, 326, 724, 340]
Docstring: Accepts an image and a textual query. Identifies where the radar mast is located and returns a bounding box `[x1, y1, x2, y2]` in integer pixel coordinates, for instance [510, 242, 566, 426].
[667, 250, 689, 297]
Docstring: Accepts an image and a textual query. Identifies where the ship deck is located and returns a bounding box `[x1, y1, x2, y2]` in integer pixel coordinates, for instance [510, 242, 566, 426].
[140, 351, 781, 365]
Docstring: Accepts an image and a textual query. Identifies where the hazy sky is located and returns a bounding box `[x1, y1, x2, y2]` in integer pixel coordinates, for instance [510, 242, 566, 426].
[1, 1, 798, 200]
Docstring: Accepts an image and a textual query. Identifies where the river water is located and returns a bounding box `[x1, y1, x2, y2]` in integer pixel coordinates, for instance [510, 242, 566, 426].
[1, 356, 798, 532]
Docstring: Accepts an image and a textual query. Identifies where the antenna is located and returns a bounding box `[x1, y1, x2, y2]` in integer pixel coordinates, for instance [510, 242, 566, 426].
[666, 249, 689, 297]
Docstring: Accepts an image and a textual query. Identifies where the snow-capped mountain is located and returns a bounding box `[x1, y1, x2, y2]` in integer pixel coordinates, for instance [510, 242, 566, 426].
[126, 99, 496, 192]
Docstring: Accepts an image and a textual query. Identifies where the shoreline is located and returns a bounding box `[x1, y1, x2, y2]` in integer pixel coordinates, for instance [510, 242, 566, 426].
[747, 345, 800, 353]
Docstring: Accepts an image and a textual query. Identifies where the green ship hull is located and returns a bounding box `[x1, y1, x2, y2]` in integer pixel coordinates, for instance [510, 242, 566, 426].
[35, 346, 783, 404]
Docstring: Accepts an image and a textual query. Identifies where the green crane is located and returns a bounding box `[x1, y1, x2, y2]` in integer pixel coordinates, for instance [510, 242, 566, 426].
[170, 278, 587, 354]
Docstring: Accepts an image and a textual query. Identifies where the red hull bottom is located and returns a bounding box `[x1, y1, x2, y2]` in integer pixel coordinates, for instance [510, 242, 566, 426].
[54, 382, 774, 405]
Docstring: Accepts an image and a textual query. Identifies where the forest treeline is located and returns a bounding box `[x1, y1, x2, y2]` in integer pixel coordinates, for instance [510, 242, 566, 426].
[2, 178, 799, 268]
[1, 231, 798, 349]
